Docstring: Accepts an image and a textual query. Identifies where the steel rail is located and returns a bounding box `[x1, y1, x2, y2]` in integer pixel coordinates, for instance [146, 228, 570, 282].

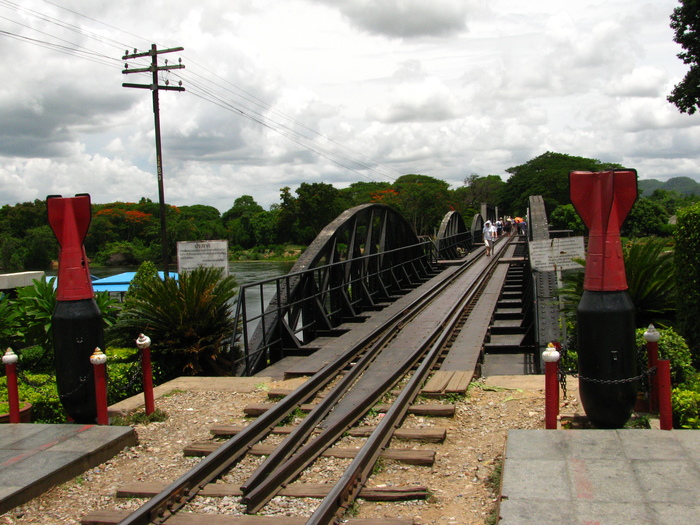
[242, 238, 512, 515]
[116, 246, 487, 525]
[308, 238, 510, 524]
[240, 247, 489, 504]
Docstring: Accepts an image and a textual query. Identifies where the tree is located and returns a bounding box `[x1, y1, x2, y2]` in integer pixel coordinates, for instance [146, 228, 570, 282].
[23, 226, 59, 270]
[389, 174, 451, 236]
[498, 152, 623, 216]
[622, 198, 673, 238]
[549, 204, 586, 235]
[461, 174, 504, 208]
[675, 202, 700, 365]
[668, 0, 700, 114]
[340, 181, 392, 207]
[294, 182, 346, 243]
[222, 196, 264, 249]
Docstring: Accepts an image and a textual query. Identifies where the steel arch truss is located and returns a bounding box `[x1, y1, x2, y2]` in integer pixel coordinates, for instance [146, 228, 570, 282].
[239, 204, 436, 374]
[435, 211, 476, 259]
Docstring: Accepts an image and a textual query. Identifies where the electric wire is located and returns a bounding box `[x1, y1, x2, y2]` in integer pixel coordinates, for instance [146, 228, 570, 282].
[0, 0, 402, 184]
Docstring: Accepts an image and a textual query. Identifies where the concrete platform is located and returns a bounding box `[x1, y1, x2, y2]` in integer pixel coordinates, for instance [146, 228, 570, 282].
[499, 429, 700, 524]
[0, 423, 137, 514]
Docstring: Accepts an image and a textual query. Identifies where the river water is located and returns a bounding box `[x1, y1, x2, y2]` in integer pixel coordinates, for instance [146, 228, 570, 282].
[87, 260, 295, 287]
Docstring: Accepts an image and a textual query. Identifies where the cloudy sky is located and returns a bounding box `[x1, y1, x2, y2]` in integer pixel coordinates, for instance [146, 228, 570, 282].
[1, 0, 696, 212]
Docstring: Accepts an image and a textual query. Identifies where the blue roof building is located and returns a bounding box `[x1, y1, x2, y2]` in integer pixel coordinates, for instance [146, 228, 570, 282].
[91, 272, 177, 294]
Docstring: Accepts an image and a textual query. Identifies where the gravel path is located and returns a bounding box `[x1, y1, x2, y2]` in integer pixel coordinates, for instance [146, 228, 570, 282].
[0, 375, 577, 525]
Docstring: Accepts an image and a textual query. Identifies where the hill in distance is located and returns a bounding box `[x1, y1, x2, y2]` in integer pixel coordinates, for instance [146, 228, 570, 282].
[639, 176, 700, 196]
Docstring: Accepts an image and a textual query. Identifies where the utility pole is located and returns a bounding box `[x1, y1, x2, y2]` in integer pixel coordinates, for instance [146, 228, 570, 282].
[122, 44, 185, 278]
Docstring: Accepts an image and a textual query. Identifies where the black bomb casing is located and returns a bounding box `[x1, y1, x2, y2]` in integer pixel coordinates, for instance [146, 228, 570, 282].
[569, 170, 638, 428]
[47, 194, 104, 423]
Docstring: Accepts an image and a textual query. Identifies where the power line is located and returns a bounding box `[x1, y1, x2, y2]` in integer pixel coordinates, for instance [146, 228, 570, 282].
[0, 1, 403, 184]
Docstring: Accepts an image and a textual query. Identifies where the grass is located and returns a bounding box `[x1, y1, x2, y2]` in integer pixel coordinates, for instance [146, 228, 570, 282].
[111, 408, 169, 426]
[162, 388, 187, 398]
[343, 500, 360, 518]
[484, 455, 504, 525]
[278, 408, 305, 426]
[625, 413, 651, 429]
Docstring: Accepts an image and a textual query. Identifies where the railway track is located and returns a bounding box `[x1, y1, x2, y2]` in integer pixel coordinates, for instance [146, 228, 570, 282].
[83, 236, 517, 525]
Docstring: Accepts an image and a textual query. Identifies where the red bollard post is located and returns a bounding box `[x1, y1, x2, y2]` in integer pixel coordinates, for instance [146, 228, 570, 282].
[644, 324, 660, 413]
[543, 343, 561, 429]
[3, 348, 21, 424]
[136, 334, 155, 415]
[658, 359, 673, 430]
[90, 348, 109, 425]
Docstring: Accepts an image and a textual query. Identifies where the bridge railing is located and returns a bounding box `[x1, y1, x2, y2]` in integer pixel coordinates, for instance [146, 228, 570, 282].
[229, 239, 437, 375]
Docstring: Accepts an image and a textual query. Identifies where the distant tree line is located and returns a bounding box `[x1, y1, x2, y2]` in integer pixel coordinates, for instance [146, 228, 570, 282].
[1, 152, 697, 271]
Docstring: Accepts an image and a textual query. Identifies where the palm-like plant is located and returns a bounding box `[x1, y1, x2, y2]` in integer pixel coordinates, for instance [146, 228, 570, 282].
[623, 237, 675, 327]
[108, 266, 238, 376]
[558, 237, 676, 331]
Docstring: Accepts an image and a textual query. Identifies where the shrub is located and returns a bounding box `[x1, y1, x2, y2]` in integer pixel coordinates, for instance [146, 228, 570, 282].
[0, 373, 64, 423]
[108, 267, 238, 378]
[672, 388, 700, 429]
[675, 202, 700, 366]
[636, 327, 695, 387]
[105, 347, 168, 405]
[14, 276, 57, 355]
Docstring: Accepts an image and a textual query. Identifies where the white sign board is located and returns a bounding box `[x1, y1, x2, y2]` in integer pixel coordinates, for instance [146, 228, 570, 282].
[529, 237, 585, 272]
[177, 240, 229, 276]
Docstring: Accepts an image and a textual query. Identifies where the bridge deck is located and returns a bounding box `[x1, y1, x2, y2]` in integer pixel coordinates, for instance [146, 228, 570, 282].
[258, 239, 518, 395]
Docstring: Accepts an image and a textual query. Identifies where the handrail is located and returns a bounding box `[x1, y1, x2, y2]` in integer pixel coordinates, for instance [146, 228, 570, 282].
[228, 239, 438, 375]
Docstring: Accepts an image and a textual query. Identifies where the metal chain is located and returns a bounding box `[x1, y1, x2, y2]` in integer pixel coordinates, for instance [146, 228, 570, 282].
[557, 343, 657, 397]
[577, 367, 655, 385]
[123, 353, 144, 390]
[57, 375, 91, 401]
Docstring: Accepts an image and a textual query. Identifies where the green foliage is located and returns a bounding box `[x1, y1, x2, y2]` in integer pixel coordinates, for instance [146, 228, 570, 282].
[549, 204, 585, 235]
[0, 293, 18, 348]
[105, 347, 168, 405]
[22, 226, 59, 270]
[623, 238, 676, 327]
[675, 202, 700, 365]
[111, 408, 169, 426]
[647, 188, 700, 215]
[14, 276, 57, 355]
[558, 239, 676, 332]
[388, 174, 451, 236]
[124, 260, 159, 306]
[339, 181, 392, 207]
[624, 413, 651, 429]
[8, 277, 122, 370]
[668, 0, 700, 114]
[498, 152, 623, 216]
[0, 373, 64, 423]
[622, 199, 674, 238]
[108, 267, 239, 377]
[94, 291, 121, 328]
[635, 327, 695, 387]
[672, 388, 700, 428]
[456, 174, 505, 216]
[293, 182, 347, 242]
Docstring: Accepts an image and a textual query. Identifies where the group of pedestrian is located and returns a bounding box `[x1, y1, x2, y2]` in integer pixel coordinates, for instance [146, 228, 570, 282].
[482, 216, 528, 256]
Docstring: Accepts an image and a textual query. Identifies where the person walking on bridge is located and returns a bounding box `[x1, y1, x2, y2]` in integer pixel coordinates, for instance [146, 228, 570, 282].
[483, 220, 494, 256]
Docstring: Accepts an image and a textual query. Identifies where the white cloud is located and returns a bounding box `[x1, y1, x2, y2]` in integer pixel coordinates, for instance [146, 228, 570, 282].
[0, 0, 697, 214]
[312, 0, 482, 38]
[605, 66, 668, 98]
